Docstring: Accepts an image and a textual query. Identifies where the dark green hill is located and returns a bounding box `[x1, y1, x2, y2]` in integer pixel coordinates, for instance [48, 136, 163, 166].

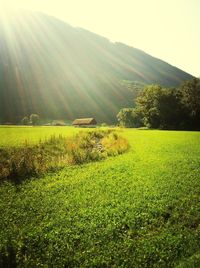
[0, 11, 193, 123]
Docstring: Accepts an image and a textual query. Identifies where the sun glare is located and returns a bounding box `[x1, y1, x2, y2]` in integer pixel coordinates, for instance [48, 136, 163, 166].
[0, 0, 199, 76]
[0, 3, 20, 21]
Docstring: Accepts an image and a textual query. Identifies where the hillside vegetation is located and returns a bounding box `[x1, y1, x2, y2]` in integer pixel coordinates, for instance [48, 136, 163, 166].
[0, 128, 200, 267]
[117, 78, 200, 130]
[0, 11, 193, 123]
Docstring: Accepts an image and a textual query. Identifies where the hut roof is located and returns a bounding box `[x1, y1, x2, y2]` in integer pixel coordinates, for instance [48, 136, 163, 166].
[72, 118, 97, 125]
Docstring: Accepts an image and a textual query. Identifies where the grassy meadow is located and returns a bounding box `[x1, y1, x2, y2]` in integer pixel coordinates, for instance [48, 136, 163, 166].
[0, 126, 81, 147]
[0, 127, 200, 267]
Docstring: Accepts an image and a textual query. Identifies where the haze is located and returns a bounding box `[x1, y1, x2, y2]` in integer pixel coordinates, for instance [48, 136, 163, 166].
[1, 0, 199, 77]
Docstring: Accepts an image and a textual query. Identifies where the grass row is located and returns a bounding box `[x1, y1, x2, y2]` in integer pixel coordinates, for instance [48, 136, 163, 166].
[0, 129, 129, 183]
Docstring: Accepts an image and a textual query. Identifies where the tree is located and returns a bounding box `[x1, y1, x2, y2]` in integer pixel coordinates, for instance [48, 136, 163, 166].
[135, 85, 186, 129]
[136, 85, 163, 128]
[157, 88, 187, 129]
[180, 78, 200, 129]
[117, 108, 135, 127]
[21, 116, 29, 125]
[180, 78, 200, 115]
[117, 108, 143, 128]
[131, 108, 144, 128]
[117, 80, 200, 130]
[30, 114, 40, 126]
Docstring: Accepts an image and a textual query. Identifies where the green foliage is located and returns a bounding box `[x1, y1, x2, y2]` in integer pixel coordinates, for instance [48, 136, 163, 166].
[64, 130, 128, 164]
[21, 116, 29, 125]
[0, 129, 200, 267]
[0, 126, 80, 147]
[136, 85, 163, 128]
[176, 252, 200, 268]
[0, 136, 66, 182]
[102, 132, 129, 156]
[0, 129, 129, 182]
[117, 108, 134, 127]
[181, 78, 200, 116]
[136, 85, 188, 129]
[117, 108, 143, 128]
[180, 78, 200, 129]
[156, 88, 187, 129]
[131, 108, 144, 128]
[30, 114, 40, 126]
[120, 80, 200, 130]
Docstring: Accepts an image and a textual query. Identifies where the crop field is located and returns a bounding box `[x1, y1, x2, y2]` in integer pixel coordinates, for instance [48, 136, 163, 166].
[0, 126, 82, 147]
[0, 127, 200, 267]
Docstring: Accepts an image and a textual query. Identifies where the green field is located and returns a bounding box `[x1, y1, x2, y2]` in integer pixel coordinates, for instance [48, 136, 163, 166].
[0, 126, 81, 147]
[0, 127, 200, 267]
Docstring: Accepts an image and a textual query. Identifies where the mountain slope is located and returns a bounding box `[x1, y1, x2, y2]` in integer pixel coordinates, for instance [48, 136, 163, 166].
[0, 11, 194, 123]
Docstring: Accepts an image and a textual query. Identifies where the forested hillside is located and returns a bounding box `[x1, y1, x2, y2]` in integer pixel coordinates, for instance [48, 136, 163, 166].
[0, 11, 193, 123]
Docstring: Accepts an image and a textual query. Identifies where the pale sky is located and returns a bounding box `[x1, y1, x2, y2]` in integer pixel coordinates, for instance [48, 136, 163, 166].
[1, 0, 199, 76]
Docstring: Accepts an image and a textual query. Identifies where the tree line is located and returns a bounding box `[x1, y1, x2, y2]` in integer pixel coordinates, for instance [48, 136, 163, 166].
[117, 78, 200, 130]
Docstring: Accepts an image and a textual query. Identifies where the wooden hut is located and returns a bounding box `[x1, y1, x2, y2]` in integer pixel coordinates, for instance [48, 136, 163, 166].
[72, 118, 97, 127]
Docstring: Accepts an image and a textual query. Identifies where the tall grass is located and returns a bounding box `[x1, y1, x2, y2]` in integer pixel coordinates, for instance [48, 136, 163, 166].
[0, 130, 129, 182]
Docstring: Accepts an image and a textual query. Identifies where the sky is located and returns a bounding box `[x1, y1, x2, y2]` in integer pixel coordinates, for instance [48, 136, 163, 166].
[0, 0, 199, 77]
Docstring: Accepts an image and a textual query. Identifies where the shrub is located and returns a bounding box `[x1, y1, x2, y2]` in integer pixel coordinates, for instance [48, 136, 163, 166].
[102, 133, 129, 156]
